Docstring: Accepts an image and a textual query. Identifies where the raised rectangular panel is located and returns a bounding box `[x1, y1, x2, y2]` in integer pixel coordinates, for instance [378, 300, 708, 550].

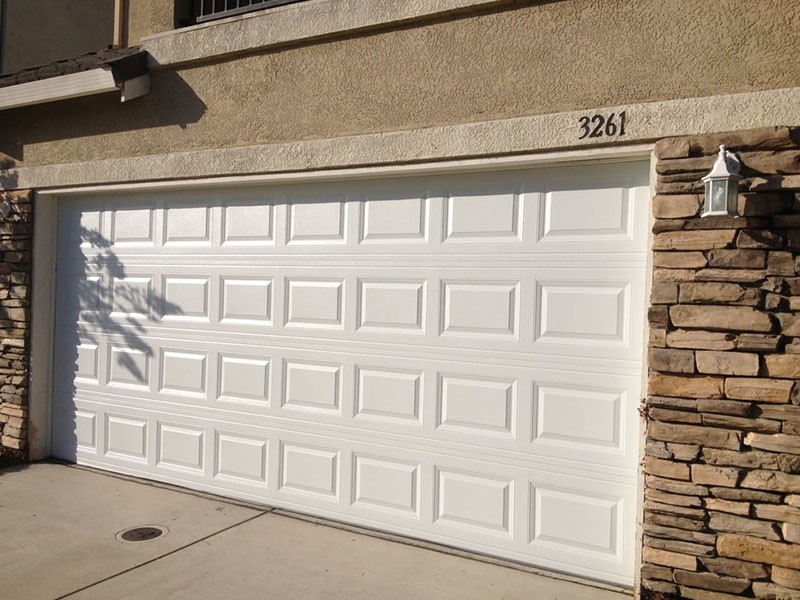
[353, 455, 419, 515]
[160, 350, 207, 395]
[221, 278, 272, 324]
[533, 384, 623, 451]
[164, 205, 210, 244]
[441, 281, 518, 337]
[438, 375, 515, 437]
[435, 468, 512, 536]
[163, 277, 209, 319]
[223, 202, 273, 244]
[361, 195, 426, 242]
[358, 280, 424, 332]
[445, 188, 521, 241]
[106, 415, 147, 460]
[111, 207, 154, 245]
[283, 360, 341, 413]
[215, 433, 267, 482]
[539, 186, 632, 241]
[286, 279, 343, 329]
[75, 343, 99, 382]
[280, 442, 338, 498]
[75, 410, 96, 449]
[111, 277, 151, 317]
[218, 356, 270, 404]
[108, 346, 149, 387]
[80, 210, 103, 248]
[158, 423, 204, 471]
[78, 276, 103, 312]
[288, 200, 345, 243]
[356, 367, 420, 423]
[530, 484, 621, 557]
[536, 283, 629, 345]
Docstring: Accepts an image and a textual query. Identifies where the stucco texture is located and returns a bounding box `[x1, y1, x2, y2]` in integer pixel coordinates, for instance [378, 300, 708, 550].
[2, 0, 799, 167]
[1, 0, 114, 73]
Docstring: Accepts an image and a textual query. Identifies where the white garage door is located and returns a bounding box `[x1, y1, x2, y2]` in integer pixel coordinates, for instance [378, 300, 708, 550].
[52, 160, 649, 585]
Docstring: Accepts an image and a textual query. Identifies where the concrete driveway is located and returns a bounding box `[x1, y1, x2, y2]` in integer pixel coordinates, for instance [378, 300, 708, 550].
[0, 463, 631, 600]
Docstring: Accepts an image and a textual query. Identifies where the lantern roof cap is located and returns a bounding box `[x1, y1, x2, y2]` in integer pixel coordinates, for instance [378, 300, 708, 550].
[703, 145, 742, 181]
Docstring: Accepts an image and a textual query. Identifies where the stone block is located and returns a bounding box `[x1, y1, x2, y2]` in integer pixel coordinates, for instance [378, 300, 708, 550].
[741, 470, 800, 494]
[649, 512, 706, 532]
[648, 395, 699, 411]
[645, 456, 691, 480]
[717, 534, 800, 569]
[766, 356, 800, 379]
[702, 413, 781, 434]
[654, 251, 707, 269]
[737, 229, 785, 249]
[700, 556, 769, 579]
[655, 137, 691, 159]
[679, 282, 760, 305]
[696, 351, 759, 376]
[679, 585, 751, 600]
[653, 268, 697, 283]
[644, 522, 717, 544]
[778, 314, 800, 337]
[751, 582, 800, 599]
[768, 252, 796, 276]
[753, 504, 800, 525]
[645, 535, 715, 557]
[708, 249, 767, 269]
[709, 511, 781, 540]
[726, 378, 794, 403]
[784, 523, 800, 543]
[670, 305, 773, 333]
[704, 497, 751, 516]
[649, 348, 696, 374]
[645, 500, 706, 519]
[702, 447, 779, 470]
[712, 487, 783, 503]
[653, 194, 702, 219]
[640, 563, 674, 581]
[649, 407, 702, 424]
[695, 268, 767, 283]
[648, 422, 740, 449]
[654, 230, 736, 251]
[697, 399, 754, 417]
[693, 464, 742, 487]
[737, 334, 781, 352]
[673, 570, 750, 594]
[646, 489, 704, 508]
[642, 546, 698, 570]
[745, 432, 800, 455]
[647, 475, 710, 497]
[667, 330, 737, 351]
[649, 374, 725, 399]
[651, 282, 679, 304]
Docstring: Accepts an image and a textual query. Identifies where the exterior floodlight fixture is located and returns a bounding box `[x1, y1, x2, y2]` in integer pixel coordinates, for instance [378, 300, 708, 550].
[702, 145, 742, 217]
[0, 199, 12, 218]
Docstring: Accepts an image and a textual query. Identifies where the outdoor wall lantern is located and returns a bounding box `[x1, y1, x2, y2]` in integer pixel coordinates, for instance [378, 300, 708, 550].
[701, 145, 742, 217]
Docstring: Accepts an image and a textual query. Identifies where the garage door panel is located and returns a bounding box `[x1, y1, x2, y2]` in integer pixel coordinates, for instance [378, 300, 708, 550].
[54, 161, 648, 585]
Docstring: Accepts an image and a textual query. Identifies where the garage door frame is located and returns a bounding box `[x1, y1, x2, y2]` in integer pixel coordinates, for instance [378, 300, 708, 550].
[28, 144, 655, 587]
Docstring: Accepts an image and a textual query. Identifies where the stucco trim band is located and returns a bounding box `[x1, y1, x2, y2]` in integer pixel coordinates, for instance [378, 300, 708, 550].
[141, 0, 512, 67]
[4, 86, 799, 191]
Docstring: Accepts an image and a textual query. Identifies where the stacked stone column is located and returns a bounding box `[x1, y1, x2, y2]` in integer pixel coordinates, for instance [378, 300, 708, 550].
[642, 127, 800, 599]
[0, 189, 32, 465]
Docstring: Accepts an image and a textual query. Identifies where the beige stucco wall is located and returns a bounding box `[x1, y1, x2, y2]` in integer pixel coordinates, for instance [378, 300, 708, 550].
[126, 0, 179, 46]
[2, 0, 799, 167]
[1, 0, 114, 73]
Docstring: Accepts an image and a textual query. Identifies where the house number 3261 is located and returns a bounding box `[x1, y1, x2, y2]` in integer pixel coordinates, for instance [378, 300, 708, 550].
[578, 111, 627, 140]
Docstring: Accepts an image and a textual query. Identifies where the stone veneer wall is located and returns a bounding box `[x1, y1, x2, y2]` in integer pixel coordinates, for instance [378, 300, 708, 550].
[0, 190, 32, 465]
[642, 127, 800, 599]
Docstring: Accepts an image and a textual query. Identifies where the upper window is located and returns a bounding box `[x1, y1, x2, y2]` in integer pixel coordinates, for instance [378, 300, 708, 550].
[193, 0, 306, 24]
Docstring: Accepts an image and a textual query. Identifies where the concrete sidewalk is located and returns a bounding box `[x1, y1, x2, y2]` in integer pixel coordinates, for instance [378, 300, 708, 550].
[0, 463, 631, 600]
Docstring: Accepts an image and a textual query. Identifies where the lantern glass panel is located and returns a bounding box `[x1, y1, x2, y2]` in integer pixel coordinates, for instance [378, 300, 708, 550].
[705, 179, 728, 215]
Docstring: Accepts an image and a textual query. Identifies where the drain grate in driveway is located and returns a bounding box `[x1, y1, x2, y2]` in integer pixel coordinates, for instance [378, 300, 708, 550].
[116, 525, 168, 543]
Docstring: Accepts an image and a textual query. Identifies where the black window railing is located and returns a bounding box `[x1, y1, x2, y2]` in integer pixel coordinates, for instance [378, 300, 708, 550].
[193, 0, 306, 24]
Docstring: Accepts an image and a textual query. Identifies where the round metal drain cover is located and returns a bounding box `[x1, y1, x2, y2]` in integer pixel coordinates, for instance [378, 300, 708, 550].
[117, 525, 168, 543]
